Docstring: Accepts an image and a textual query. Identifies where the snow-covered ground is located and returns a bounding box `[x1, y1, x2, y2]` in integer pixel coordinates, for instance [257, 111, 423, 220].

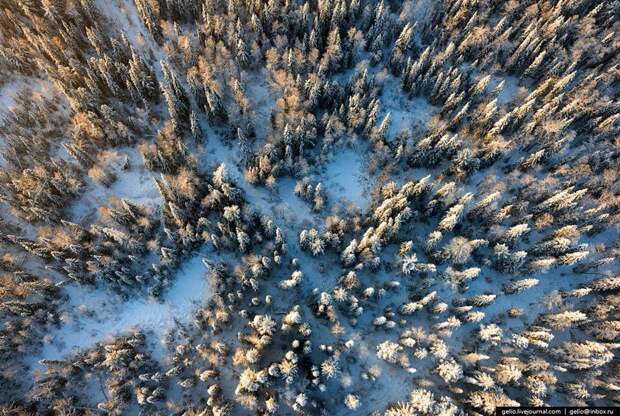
[0, 77, 56, 115]
[322, 146, 369, 211]
[380, 71, 438, 137]
[0, 82, 18, 115]
[494, 75, 522, 105]
[69, 148, 161, 224]
[275, 177, 318, 225]
[31, 253, 211, 367]
[245, 70, 278, 142]
[94, 0, 154, 54]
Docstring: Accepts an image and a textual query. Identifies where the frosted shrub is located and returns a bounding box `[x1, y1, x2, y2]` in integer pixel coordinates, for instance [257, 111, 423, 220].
[344, 394, 360, 410]
[320, 357, 340, 379]
[376, 340, 403, 364]
[542, 310, 587, 330]
[553, 341, 613, 370]
[430, 340, 449, 359]
[479, 324, 503, 345]
[504, 278, 539, 294]
[249, 315, 277, 336]
[409, 388, 434, 413]
[435, 358, 463, 383]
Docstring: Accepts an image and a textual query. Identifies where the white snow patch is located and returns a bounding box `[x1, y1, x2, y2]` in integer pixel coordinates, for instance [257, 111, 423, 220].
[70, 148, 161, 224]
[380, 76, 437, 138]
[386, 96, 436, 137]
[323, 147, 368, 210]
[0, 77, 56, 115]
[274, 177, 316, 227]
[33, 254, 211, 365]
[108, 168, 160, 206]
[0, 82, 19, 115]
[244, 71, 277, 141]
[95, 0, 150, 51]
[399, 0, 436, 25]
[495, 75, 522, 105]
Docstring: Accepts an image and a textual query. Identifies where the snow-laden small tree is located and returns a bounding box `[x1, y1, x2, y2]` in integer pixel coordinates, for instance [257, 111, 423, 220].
[435, 358, 463, 383]
[376, 340, 403, 364]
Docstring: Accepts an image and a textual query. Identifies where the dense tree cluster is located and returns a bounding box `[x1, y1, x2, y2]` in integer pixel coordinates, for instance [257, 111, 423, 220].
[0, 0, 618, 414]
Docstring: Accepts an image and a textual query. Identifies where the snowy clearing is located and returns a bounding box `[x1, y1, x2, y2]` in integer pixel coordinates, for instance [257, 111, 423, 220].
[322, 146, 369, 211]
[33, 253, 211, 366]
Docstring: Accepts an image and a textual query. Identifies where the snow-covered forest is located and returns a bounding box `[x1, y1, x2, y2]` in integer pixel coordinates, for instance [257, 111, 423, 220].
[0, 0, 618, 414]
